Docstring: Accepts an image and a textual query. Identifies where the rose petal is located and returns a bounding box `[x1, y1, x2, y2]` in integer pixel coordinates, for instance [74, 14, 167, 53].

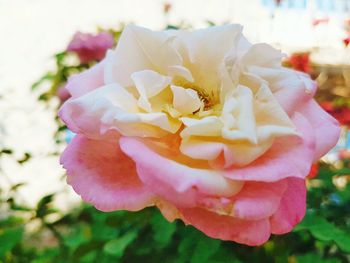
[61, 135, 155, 211]
[119, 136, 244, 207]
[171, 85, 202, 116]
[223, 112, 315, 181]
[246, 67, 316, 115]
[174, 24, 243, 99]
[231, 179, 287, 220]
[104, 25, 182, 87]
[131, 70, 172, 112]
[270, 178, 306, 234]
[179, 207, 271, 246]
[241, 43, 283, 69]
[299, 99, 340, 160]
[66, 60, 105, 98]
[180, 137, 273, 167]
[59, 84, 137, 139]
[59, 84, 180, 139]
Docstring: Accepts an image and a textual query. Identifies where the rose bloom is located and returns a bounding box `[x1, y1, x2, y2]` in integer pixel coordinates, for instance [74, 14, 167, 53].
[67, 31, 114, 64]
[59, 25, 340, 246]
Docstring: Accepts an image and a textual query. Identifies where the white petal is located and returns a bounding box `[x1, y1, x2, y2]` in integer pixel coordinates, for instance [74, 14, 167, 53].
[221, 85, 257, 144]
[180, 116, 223, 138]
[241, 43, 284, 69]
[180, 138, 273, 167]
[254, 83, 297, 140]
[171, 85, 202, 115]
[131, 70, 171, 112]
[167, 65, 194, 82]
[175, 24, 243, 100]
[104, 25, 182, 87]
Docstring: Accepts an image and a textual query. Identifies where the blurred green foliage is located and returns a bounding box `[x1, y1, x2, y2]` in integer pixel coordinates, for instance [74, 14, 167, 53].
[1, 162, 350, 263]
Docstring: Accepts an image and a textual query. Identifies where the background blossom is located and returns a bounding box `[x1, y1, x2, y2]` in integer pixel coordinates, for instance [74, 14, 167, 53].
[67, 31, 115, 64]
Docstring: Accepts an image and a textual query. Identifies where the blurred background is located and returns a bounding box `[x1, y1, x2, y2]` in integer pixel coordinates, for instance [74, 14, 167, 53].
[1, 0, 350, 262]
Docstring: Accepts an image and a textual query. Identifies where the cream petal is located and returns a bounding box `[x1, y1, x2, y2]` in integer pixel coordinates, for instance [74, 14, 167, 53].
[167, 65, 194, 82]
[241, 43, 284, 69]
[221, 34, 252, 101]
[254, 83, 297, 140]
[221, 85, 257, 143]
[180, 116, 223, 138]
[131, 70, 171, 112]
[59, 83, 139, 138]
[102, 111, 181, 137]
[171, 85, 202, 116]
[247, 67, 317, 115]
[180, 137, 273, 167]
[104, 25, 182, 87]
[175, 24, 243, 100]
[63, 83, 180, 138]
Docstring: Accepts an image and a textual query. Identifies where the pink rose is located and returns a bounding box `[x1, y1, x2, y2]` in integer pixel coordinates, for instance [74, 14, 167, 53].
[67, 31, 114, 64]
[56, 85, 71, 103]
[59, 25, 340, 246]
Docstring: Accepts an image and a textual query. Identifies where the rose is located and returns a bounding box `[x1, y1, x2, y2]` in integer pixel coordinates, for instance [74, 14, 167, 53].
[59, 25, 340, 246]
[67, 31, 114, 64]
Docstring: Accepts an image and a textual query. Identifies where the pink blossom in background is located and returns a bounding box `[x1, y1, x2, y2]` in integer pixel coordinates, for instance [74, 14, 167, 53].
[56, 85, 71, 103]
[67, 31, 114, 63]
[59, 25, 340, 246]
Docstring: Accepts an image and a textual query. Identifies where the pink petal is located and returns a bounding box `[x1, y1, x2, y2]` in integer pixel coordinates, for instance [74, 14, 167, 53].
[223, 112, 315, 182]
[119, 137, 244, 207]
[247, 67, 316, 116]
[231, 179, 287, 220]
[299, 99, 340, 161]
[270, 177, 306, 234]
[58, 85, 121, 141]
[156, 200, 183, 222]
[65, 60, 105, 98]
[60, 135, 155, 212]
[179, 207, 271, 246]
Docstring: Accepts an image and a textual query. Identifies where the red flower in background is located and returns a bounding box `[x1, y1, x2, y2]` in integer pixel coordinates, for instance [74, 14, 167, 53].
[343, 35, 350, 47]
[67, 32, 114, 64]
[288, 53, 311, 74]
[321, 102, 350, 126]
[307, 163, 319, 179]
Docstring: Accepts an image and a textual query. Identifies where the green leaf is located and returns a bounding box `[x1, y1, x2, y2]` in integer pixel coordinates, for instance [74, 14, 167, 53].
[208, 247, 242, 263]
[190, 238, 221, 263]
[294, 210, 350, 253]
[72, 240, 104, 261]
[103, 231, 138, 258]
[0, 227, 24, 257]
[31, 72, 55, 90]
[36, 194, 55, 218]
[63, 223, 91, 249]
[151, 211, 176, 247]
[0, 149, 13, 155]
[17, 152, 31, 164]
[10, 183, 26, 191]
[295, 253, 341, 263]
